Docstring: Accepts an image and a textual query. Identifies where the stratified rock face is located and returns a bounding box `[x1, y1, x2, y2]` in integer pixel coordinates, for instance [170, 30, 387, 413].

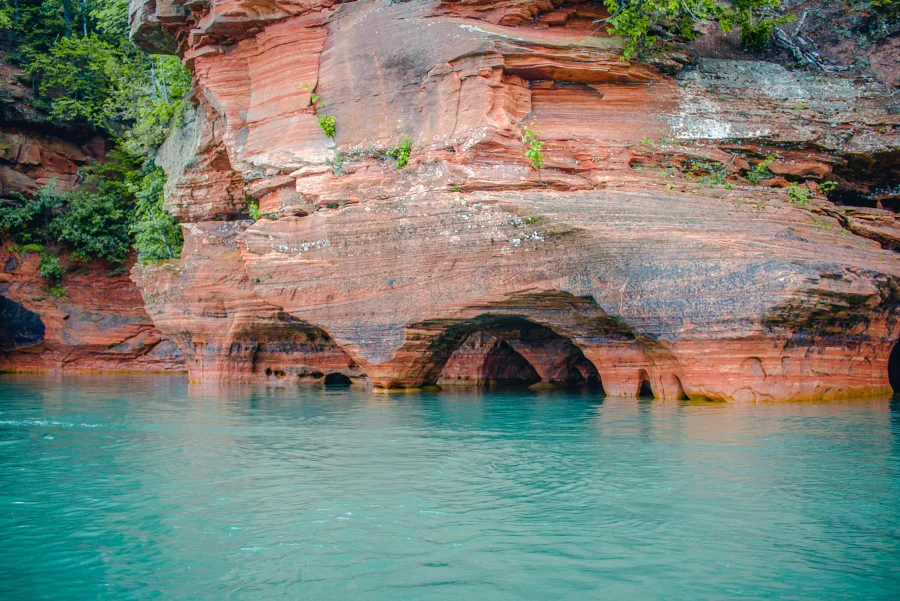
[131, 0, 900, 399]
[0, 245, 185, 373]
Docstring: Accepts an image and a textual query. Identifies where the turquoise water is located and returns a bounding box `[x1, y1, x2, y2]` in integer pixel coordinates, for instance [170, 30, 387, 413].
[1, 376, 899, 600]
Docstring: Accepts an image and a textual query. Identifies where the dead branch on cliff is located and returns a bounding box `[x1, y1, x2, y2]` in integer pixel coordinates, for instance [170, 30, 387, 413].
[772, 10, 851, 74]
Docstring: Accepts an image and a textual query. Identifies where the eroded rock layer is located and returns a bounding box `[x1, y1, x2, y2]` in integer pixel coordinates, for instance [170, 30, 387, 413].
[0, 244, 185, 373]
[130, 0, 900, 399]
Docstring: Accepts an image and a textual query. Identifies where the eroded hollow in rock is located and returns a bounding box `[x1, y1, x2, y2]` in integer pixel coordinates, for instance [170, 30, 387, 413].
[889, 343, 900, 395]
[323, 372, 352, 386]
[0, 295, 45, 351]
[434, 315, 603, 391]
[637, 369, 655, 399]
[671, 374, 689, 401]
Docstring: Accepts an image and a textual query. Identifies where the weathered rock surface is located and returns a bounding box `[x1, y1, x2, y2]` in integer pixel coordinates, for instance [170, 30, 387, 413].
[0, 244, 185, 373]
[130, 0, 900, 399]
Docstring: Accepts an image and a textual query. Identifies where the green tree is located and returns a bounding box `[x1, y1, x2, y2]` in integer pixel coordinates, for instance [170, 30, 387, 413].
[602, 0, 794, 59]
[0, 0, 189, 263]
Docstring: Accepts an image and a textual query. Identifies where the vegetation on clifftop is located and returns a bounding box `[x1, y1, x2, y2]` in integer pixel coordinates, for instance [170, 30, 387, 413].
[601, 0, 795, 58]
[0, 0, 187, 268]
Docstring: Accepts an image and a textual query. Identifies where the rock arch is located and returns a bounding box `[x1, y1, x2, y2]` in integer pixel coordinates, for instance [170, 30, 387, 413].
[414, 314, 603, 391]
[637, 368, 655, 399]
[323, 372, 353, 386]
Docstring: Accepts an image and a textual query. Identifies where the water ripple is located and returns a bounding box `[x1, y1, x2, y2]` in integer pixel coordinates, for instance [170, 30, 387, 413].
[0, 376, 898, 601]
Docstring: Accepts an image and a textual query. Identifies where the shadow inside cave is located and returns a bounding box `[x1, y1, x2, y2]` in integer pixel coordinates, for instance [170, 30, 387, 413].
[432, 315, 604, 392]
[889, 342, 900, 396]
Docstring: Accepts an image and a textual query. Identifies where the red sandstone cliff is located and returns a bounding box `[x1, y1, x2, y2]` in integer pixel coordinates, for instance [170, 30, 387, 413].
[128, 0, 900, 400]
[0, 59, 185, 374]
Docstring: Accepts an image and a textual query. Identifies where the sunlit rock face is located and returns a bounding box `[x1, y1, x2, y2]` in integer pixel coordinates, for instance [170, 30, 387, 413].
[130, 0, 900, 399]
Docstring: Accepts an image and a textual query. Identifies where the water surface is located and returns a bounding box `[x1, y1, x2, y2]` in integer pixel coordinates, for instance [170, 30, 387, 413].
[1, 375, 899, 600]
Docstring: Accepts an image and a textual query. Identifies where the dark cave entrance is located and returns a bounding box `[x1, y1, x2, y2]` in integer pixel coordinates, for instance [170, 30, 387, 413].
[481, 340, 541, 387]
[433, 315, 604, 392]
[889, 343, 900, 395]
[637, 369, 655, 399]
[324, 372, 353, 386]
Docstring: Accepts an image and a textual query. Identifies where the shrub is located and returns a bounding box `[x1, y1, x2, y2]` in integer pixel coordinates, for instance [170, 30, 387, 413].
[386, 134, 413, 168]
[318, 115, 336, 138]
[786, 182, 810, 205]
[0, 185, 66, 246]
[247, 198, 261, 221]
[128, 163, 183, 263]
[745, 155, 776, 184]
[0, 179, 132, 264]
[817, 180, 837, 195]
[51, 187, 133, 264]
[522, 126, 545, 170]
[38, 251, 64, 281]
[602, 0, 794, 59]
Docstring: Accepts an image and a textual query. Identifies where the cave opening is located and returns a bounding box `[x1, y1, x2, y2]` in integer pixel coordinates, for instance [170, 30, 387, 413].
[433, 315, 603, 391]
[889, 343, 900, 395]
[481, 340, 542, 387]
[827, 189, 900, 212]
[324, 372, 352, 386]
[637, 369, 655, 399]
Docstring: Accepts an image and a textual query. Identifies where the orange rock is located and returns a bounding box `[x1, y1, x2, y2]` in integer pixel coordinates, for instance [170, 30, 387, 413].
[123, 0, 900, 400]
[0, 244, 184, 373]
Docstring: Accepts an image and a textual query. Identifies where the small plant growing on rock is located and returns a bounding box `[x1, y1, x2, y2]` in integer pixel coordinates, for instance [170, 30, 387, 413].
[817, 180, 837, 195]
[247, 198, 262, 221]
[37, 250, 66, 297]
[387, 134, 413, 168]
[786, 182, 810, 205]
[301, 82, 336, 138]
[318, 115, 336, 138]
[745, 155, 776, 184]
[522, 125, 544, 170]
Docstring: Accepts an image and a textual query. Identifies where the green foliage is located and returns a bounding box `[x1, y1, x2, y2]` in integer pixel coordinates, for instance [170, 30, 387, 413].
[640, 138, 655, 146]
[0, 184, 66, 246]
[247, 198, 261, 221]
[745, 155, 776, 184]
[0, 0, 189, 265]
[602, 0, 794, 59]
[817, 180, 837, 195]
[128, 162, 183, 263]
[38, 251, 64, 282]
[0, 174, 133, 264]
[522, 126, 545, 170]
[386, 134, 413, 168]
[786, 182, 810, 205]
[301, 84, 336, 138]
[53, 187, 132, 263]
[18, 243, 45, 254]
[318, 115, 336, 138]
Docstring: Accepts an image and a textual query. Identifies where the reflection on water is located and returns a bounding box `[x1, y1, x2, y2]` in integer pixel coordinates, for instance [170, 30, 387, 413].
[1, 375, 899, 600]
